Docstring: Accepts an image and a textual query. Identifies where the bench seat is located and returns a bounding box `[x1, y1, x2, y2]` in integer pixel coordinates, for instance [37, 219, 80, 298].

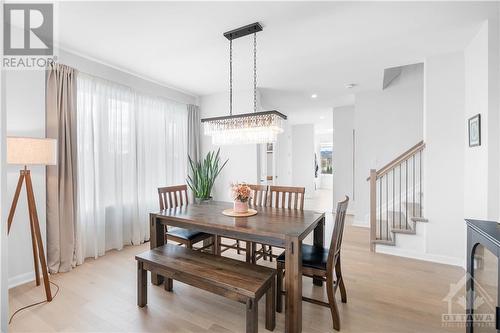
[136, 244, 276, 332]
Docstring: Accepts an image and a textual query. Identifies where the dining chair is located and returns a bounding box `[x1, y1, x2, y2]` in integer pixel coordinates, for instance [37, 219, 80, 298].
[218, 184, 269, 260]
[269, 185, 305, 210]
[276, 196, 349, 331]
[252, 185, 305, 262]
[248, 184, 270, 207]
[158, 185, 214, 252]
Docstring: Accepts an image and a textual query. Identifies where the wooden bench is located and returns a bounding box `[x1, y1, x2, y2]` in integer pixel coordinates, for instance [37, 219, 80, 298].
[136, 243, 276, 333]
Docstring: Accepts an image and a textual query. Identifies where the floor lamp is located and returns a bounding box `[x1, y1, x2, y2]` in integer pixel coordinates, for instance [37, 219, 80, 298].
[7, 137, 57, 302]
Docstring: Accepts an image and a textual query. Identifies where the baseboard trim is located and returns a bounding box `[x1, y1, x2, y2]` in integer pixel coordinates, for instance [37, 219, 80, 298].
[376, 246, 465, 267]
[8, 271, 35, 289]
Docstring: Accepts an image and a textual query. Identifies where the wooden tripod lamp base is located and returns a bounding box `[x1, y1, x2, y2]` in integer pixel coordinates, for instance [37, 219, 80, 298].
[7, 137, 58, 302]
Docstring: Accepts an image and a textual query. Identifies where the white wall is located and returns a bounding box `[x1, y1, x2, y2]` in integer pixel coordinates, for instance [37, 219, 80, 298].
[464, 22, 489, 219]
[199, 91, 261, 202]
[291, 124, 315, 197]
[463, 19, 500, 222]
[333, 105, 355, 214]
[354, 64, 424, 225]
[60, 50, 197, 105]
[5, 70, 47, 288]
[0, 2, 8, 326]
[498, 4, 500, 220]
[488, 16, 500, 222]
[276, 122, 292, 186]
[5, 50, 197, 288]
[378, 18, 500, 267]
[424, 51, 466, 265]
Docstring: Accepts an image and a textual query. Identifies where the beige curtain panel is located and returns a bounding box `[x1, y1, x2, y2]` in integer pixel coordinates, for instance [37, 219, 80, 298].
[46, 63, 78, 273]
[187, 104, 201, 164]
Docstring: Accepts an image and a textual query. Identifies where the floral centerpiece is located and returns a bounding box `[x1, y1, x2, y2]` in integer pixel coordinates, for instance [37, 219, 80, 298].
[231, 183, 252, 213]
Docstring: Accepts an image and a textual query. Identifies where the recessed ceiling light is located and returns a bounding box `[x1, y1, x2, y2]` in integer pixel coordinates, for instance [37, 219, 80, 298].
[320, 116, 325, 120]
[311, 94, 318, 99]
[345, 83, 357, 89]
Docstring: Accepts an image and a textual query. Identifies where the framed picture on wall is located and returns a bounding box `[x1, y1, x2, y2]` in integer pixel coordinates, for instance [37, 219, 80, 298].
[468, 114, 481, 147]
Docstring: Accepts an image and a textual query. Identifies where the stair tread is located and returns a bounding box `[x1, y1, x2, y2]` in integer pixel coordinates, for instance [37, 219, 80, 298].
[373, 239, 396, 246]
[391, 228, 416, 234]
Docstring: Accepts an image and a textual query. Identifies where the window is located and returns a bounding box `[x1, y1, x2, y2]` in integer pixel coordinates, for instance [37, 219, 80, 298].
[320, 144, 333, 174]
[76, 73, 188, 261]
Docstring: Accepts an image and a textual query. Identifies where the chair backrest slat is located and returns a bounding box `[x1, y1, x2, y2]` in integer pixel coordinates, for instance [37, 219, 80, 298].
[269, 185, 305, 210]
[248, 184, 269, 207]
[178, 191, 183, 206]
[158, 185, 189, 210]
[168, 192, 173, 208]
[327, 196, 349, 272]
[159, 193, 165, 210]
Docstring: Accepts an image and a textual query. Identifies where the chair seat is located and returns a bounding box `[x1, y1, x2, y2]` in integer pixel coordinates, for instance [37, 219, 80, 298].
[166, 227, 209, 241]
[276, 244, 328, 270]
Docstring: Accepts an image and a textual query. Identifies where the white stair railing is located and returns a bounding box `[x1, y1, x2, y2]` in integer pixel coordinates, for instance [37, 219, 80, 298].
[367, 141, 425, 251]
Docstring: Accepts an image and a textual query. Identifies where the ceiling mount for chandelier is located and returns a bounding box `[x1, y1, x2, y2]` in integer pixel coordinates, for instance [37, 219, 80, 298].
[201, 22, 287, 145]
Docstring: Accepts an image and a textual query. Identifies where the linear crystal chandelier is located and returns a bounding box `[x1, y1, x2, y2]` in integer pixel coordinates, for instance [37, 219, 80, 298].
[201, 22, 287, 145]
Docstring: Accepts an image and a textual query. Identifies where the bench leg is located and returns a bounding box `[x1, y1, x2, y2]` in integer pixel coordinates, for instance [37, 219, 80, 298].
[246, 298, 258, 333]
[137, 261, 147, 307]
[266, 279, 276, 331]
[164, 278, 173, 292]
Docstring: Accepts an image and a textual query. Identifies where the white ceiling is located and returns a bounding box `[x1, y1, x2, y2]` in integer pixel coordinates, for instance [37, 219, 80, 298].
[57, 1, 496, 113]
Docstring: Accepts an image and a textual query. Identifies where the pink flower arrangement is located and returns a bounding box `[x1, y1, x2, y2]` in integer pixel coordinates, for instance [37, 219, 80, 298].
[231, 183, 252, 203]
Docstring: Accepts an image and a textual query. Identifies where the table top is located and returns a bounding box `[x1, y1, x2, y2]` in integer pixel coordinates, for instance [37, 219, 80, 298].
[151, 201, 325, 240]
[466, 219, 500, 248]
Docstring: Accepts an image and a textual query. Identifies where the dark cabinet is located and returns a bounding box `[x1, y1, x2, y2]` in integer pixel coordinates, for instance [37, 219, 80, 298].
[466, 219, 500, 333]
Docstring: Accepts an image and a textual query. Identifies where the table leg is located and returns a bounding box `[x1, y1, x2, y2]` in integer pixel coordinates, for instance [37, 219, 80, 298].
[150, 214, 164, 285]
[214, 235, 221, 256]
[285, 235, 302, 333]
[313, 216, 325, 286]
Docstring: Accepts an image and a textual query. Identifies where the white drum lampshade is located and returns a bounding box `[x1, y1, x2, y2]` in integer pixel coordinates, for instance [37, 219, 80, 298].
[7, 137, 57, 166]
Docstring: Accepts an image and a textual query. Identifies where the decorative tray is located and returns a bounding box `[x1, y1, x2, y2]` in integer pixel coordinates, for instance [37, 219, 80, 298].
[222, 209, 258, 217]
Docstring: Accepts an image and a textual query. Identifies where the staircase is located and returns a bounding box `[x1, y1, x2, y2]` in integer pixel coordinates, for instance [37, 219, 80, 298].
[367, 141, 428, 251]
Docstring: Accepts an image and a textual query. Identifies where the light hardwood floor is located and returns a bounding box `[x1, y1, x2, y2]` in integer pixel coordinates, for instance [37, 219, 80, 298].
[9, 214, 464, 333]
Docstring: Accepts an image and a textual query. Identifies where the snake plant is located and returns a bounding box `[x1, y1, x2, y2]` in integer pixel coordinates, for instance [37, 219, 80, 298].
[187, 148, 228, 200]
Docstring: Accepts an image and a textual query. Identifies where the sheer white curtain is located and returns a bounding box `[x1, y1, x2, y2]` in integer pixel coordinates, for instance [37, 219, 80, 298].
[76, 73, 188, 263]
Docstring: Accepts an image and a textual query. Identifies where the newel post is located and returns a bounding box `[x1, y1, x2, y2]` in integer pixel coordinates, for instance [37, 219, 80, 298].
[369, 169, 377, 252]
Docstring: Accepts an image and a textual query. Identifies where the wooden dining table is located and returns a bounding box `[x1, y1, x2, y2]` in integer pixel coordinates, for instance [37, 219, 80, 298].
[149, 200, 325, 333]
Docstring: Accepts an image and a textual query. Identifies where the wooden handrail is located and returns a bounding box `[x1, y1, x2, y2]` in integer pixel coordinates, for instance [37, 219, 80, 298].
[366, 141, 425, 181]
